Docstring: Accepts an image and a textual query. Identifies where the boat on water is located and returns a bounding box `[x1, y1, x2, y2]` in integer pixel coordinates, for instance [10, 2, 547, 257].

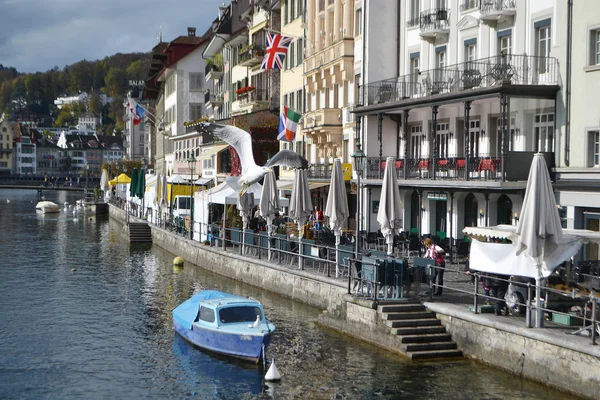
[172, 290, 275, 363]
[35, 201, 60, 213]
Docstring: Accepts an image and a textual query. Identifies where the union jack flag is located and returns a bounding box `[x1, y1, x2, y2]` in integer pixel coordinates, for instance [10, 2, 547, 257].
[260, 32, 294, 70]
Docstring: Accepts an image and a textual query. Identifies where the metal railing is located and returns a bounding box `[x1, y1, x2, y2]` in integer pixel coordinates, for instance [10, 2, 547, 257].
[359, 54, 559, 107]
[236, 88, 269, 104]
[420, 8, 451, 32]
[480, 0, 516, 15]
[308, 163, 333, 179]
[205, 63, 223, 76]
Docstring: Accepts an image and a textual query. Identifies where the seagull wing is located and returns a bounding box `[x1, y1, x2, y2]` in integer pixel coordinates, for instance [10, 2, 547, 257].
[265, 150, 309, 169]
[201, 123, 257, 173]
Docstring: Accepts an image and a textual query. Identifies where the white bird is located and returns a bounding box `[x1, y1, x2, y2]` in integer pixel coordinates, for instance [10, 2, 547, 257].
[253, 315, 261, 328]
[200, 123, 308, 195]
[6, 198, 10, 203]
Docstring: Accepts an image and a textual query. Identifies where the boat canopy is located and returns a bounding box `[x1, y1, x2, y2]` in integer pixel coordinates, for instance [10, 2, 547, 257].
[173, 291, 246, 330]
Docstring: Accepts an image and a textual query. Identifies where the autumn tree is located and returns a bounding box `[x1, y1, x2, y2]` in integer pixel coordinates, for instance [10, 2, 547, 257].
[104, 67, 127, 97]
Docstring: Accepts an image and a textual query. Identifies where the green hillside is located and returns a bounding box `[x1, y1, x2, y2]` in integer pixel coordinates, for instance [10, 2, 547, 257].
[0, 52, 151, 135]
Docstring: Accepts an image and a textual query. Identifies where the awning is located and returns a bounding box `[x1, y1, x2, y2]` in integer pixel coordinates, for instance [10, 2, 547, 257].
[194, 177, 212, 185]
[197, 144, 230, 160]
[276, 180, 330, 191]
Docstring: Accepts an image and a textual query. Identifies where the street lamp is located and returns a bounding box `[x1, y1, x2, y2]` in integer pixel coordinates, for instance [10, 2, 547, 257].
[351, 117, 366, 260]
[141, 158, 147, 219]
[187, 153, 196, 240]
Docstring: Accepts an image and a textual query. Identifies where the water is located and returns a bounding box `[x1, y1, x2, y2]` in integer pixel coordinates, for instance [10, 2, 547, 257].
[0, 189, 579, 399]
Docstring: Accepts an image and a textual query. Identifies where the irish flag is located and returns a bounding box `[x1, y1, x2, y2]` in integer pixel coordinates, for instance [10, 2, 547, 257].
[277, 106, 301, 142]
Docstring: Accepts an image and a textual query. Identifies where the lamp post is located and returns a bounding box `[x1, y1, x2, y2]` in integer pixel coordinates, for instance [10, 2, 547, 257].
[141, 158, 147, 220]
[188, 154, 196, 240]
[351, 117, 366, 260]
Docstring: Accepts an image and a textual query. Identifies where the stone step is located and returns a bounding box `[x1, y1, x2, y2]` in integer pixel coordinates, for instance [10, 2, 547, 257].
[392, 326, 447, 336]
[405, 341, 457, 352]
[399, 333, 452, 344]
[379, 304, 426, 313]
[408, 349, 464, 360]
[382, 311, 436, 321]
[385, 318, 442, 328]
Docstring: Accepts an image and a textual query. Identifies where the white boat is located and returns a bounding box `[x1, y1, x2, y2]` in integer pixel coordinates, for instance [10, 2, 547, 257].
[36, 201, 61, 213]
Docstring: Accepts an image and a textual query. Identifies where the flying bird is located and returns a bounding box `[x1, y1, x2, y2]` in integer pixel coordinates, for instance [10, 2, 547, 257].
[200, 123, 308, 195]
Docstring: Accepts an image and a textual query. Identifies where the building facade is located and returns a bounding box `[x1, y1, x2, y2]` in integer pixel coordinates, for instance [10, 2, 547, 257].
[0, 119, 14, 175]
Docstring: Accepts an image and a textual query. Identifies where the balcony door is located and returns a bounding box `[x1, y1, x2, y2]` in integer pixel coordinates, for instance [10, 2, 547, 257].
[436, 122, 449, 159]
[534, 113, 554, 152]
[410, 125, 423, 159]
[468, 120, 480, 157]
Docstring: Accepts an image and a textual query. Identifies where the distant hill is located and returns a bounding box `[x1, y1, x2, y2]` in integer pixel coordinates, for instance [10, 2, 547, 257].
[0, 52, 151, 135]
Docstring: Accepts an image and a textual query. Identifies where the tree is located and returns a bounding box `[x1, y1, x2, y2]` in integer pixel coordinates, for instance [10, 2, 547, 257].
[88, 92, 103, 114]
[68, 60, 93, 93]
[25, 74, 45, 112]
[10, 79, 27, 113]
[104, 67, 127, 97]
[126, 60, 147, 81]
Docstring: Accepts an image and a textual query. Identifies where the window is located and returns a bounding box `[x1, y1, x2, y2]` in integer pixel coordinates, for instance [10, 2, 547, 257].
[589, 130, 600, 166]
[591, 29, 600, 66]
[436, 122, 449, 159]
[410, 125, 423, 158]
[189, 73, 204, 91]
[435, 49, 446, 81]
[535, 20, 551, 74]
[465, 44, 476, 63]
[469, 120, 480, 157]
[409, 53, 420, 96]
[355, 8, 362, 36]
[534, 113, 554, 152]
[408, 0, 420, 26]
[218, 306, 261, 324]
[189, 103, 203, 121]
[498, 30, 512, 57]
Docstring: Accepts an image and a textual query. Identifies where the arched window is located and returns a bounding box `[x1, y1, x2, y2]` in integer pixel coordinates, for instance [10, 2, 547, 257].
[497, 194, 513, 225]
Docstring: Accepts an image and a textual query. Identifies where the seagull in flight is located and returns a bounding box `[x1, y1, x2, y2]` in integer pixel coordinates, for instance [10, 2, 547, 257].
[200, 123, 308, 195]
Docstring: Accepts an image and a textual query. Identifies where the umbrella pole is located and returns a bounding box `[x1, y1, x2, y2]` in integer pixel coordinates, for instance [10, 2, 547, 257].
[242, 216, 248, 255]
[267, 219, 272, 261]
[535, 263, 543, 328]
[298, 222, 303, 270]
[335, 234, 341, 278]
[387, 235, 393, 256]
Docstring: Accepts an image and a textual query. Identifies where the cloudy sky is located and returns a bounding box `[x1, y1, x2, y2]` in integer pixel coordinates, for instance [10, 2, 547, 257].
[0, 0, 226, 73]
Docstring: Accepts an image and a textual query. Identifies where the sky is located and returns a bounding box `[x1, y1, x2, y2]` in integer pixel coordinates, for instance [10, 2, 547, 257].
[0, 0, 226, 73]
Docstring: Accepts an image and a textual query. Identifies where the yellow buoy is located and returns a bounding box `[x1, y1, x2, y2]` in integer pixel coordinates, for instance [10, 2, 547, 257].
[173, 256, 185, 266]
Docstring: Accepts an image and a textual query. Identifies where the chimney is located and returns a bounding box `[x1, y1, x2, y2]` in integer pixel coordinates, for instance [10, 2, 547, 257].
[187, 27, 196, 36]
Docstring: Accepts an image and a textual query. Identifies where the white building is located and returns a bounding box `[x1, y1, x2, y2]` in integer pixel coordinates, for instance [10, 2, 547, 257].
[54, 92, 88, 109]
[77, 112, 101, 134]
[354, 0, 562, 243]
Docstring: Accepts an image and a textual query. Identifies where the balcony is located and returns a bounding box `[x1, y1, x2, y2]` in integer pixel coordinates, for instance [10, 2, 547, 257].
[303, 108, 342, 132]
[233, 88, 270, 115]
[359, 54, 559, 107]
[480, 0, 516, 22]
[205, 92, 223, 108]
[304, 38, 354, 76]
[419, 8, 451, 39]
[205, 63, 223, 81]
[360, 152, 555, 183]
[239, 45, 265, 67]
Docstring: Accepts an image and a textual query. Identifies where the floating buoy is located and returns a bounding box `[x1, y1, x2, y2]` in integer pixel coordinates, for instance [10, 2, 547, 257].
[173, 256, 185, 266]
[264, 360, 281, 381]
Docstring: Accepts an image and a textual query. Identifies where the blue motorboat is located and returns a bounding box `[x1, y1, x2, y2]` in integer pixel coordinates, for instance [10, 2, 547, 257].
[172, 290, 276, 363]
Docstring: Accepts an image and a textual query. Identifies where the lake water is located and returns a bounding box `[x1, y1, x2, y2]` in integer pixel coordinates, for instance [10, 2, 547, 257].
[0, 189, 578, 399]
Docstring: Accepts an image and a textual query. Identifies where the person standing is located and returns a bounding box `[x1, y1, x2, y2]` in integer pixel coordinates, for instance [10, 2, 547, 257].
[485, 273, 510, 316]
[424, 238, 446, 295]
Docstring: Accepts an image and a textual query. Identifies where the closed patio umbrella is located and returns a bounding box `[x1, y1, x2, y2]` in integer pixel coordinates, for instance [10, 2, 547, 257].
[324, 159, 349, 277]
[377, 156, 403, 256]
[289, 169, 312, 270]
[515, 153, 563, 328]
[136, 169, 146, 199]
[130, 168, 139, 199]
[259, 170, 280, 261]
[238, 192, 255, 255]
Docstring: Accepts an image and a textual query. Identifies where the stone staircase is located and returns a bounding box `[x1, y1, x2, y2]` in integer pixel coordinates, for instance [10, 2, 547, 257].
[379, 302, 463, 360]
[128, 222, 152, 243]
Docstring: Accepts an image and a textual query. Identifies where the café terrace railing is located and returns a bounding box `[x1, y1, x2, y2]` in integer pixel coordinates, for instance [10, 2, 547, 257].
[363, 154, 503, 181]
[359, 54, 559, 108]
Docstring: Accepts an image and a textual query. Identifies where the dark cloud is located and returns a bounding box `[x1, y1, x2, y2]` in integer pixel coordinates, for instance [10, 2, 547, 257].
[0, 0, 224, 72]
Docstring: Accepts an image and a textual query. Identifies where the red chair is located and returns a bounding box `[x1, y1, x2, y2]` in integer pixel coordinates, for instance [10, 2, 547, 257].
[395, 160, 403, 169]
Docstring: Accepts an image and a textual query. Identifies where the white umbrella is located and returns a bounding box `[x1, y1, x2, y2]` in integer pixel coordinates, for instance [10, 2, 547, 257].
[289, 169, 312, 270]
[99, 169, 109, 201]
[324, 159, 349, 277]
[238, 192, 255, 255]
[168, 174, 188, 184]
[515, 153, 563, 328]
[259, 170, 280, 261]
[377, 157, 403, 255]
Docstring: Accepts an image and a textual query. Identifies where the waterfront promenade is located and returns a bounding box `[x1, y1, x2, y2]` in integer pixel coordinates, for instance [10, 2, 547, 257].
[109, 203, 599, 399]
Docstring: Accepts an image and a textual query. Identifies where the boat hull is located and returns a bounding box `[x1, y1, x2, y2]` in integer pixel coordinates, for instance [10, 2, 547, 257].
[173, 319, 272, 363]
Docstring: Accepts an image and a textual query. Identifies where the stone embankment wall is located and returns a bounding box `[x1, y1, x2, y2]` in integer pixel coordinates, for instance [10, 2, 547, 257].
[109, 205, 599, 399]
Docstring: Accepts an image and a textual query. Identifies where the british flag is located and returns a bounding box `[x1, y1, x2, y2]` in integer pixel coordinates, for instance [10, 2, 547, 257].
[260, 32, 294, 70]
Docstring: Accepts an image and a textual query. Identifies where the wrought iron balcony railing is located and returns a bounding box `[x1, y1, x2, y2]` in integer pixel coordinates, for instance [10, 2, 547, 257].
[420, 8, 451, 32]
[307, 163, 332, 180]
[480, 0, 516, 15]
[359, 54, 559, 107]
